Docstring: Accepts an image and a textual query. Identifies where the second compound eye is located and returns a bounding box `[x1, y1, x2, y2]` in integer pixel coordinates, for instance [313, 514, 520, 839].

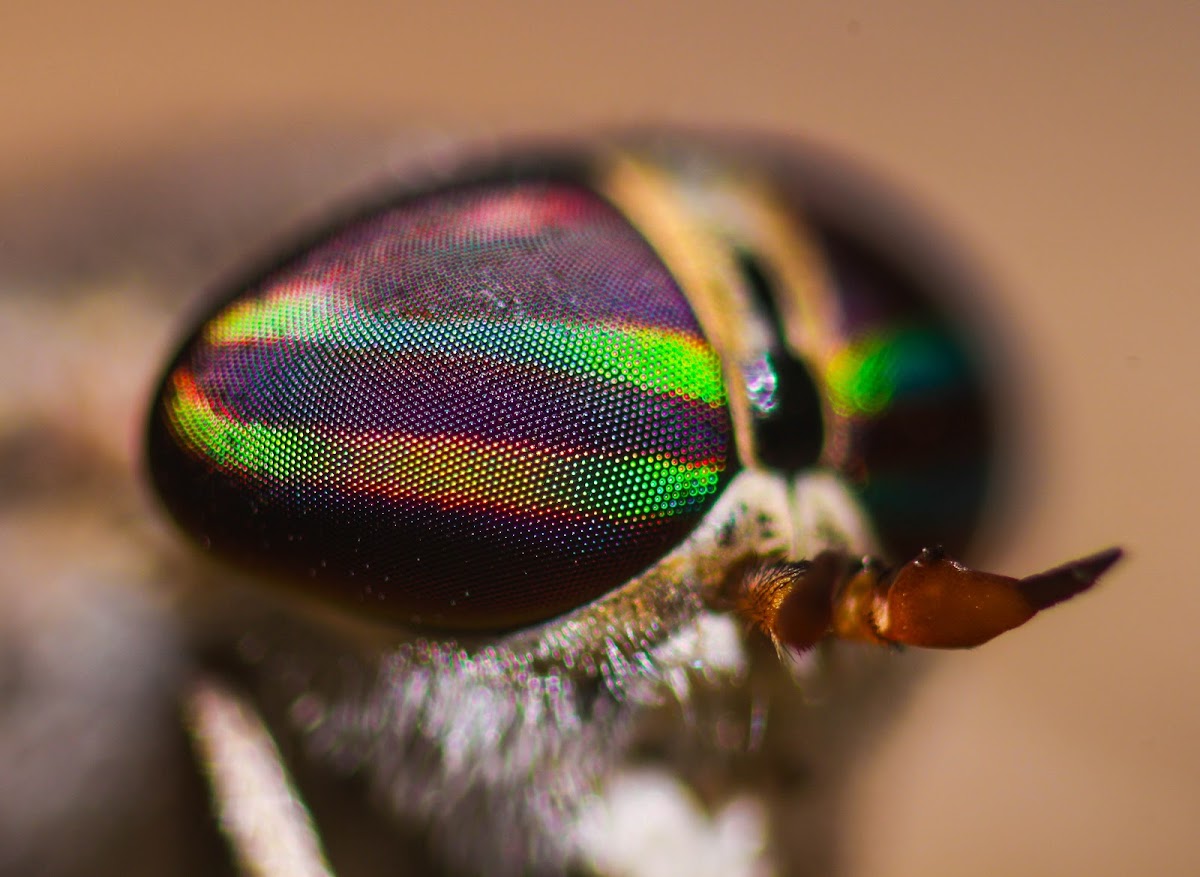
[146, 178, 737, 631]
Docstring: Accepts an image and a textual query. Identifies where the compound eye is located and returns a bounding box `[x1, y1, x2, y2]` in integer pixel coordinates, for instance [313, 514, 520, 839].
[147, 180, 735, 631]
[816, 222, 995, 561]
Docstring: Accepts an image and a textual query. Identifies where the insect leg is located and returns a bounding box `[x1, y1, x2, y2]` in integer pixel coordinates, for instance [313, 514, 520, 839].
[183, 675, 336, 877]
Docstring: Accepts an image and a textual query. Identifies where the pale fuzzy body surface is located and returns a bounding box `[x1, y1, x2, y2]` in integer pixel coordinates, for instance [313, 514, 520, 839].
[0, 136, 935, 877]
[204, 470, 885, 877]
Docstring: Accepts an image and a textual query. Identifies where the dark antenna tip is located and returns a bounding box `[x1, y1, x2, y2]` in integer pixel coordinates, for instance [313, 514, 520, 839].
[1019, 547, 1124, 611]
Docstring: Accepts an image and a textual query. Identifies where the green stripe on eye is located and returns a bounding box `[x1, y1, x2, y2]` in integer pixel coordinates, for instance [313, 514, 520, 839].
[168, 371, 723, 523]
[206, 284, 727, 407]
[826, 326, 967, 417]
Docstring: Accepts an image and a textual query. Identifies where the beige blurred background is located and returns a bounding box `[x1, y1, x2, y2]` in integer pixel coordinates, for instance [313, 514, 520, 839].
[1, 3, 1197, 875]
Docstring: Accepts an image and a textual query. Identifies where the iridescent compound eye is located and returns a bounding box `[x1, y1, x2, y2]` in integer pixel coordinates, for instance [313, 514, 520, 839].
[147, 178, 736, 630]
[813, 222, 994, 562]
